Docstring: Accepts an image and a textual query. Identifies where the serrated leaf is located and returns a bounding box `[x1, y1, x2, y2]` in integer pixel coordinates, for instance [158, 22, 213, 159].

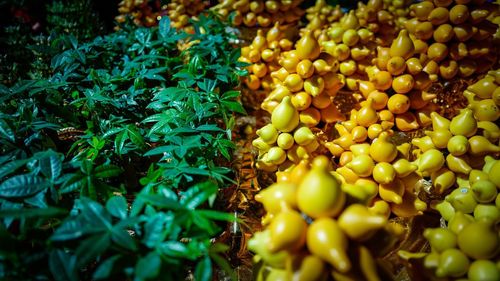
[0, 175, 49, 198]
[106, 196, 128, 219]
[49, 250, 78, 281]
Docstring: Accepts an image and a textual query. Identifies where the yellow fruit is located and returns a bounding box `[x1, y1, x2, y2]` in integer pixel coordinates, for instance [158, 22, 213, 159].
[431, 168, 456, 194]
[357, 98, 379, 127]
[294, 126, 316, 146]
[395, 111, 420, 131]
[406, 58, 423, 75]
[304, 75, 325, 97]
[248, 230, 289, 268]
[371, 70, 393, 91]
[387, 93, 410, 114]
[468, 135, 500, 156]
[296, 59, 315, 79]
[268, 210, 307, 253]
[373, 162, 396, 184]
[379, 178, 405, 204]
[264, 146, 286, 165]
[292, 255, 326, 281]
[387, 56, 406, 76]
[457, 220, 499, 260]
[369, 132, 397, 163]
[446, 154, 472, 175]
[416, 148, 445, 175]
[284, 73, 304, 92]
[425, 128, 452, 149]
[307, 217, 351, 273]
[271, 96, 300, 132]
[255, 182, 298, 214]
[447, 135, 469, 156]
[428, 7, 449, 25]
[433, 24, 453, 43]
[297, 156, 345, 218]
[338, 204, 387, 241]
[392, 158, 418, 178]
[367, 91, 389, 110]
[468, 77, 497, 99]
[257, 124, 279, 144]
[468, 99, 499, 122]
[450, 108, 477, 137]
[277, 133, 294, 150]
[296, 31, 321, 60]
[488, 160, 500, 188]
[427, 43, 448, 63]
[415, 21, 434, 40]
[411, 1, 435, 21]
[346, 154, 375, 178]
[390, 30, 415, 59]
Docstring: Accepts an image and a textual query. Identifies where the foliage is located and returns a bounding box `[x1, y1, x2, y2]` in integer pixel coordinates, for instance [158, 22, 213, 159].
[0, 13, 247, 281]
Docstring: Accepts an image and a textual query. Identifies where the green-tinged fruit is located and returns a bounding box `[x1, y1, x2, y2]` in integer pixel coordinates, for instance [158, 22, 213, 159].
[468, 260, 500, 281]
[436, 248, 470, 278]
[448, 211, 474, 234]
[457, 219, 500, 259]
[271, 96, 300, 133]
[471, 180, 498, 203]
[423, 228, 457, 252]
[473, 204, 500, 222]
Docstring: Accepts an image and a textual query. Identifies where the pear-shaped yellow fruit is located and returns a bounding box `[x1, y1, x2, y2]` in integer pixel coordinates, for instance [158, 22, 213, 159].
[268, 210, 307, 253]
[307, 217, 351, 273]
[372, 162, 396, 184]
[271, 96, 299, 133]
[468, 135, 500, 156]
[338, 204, 387, 241]
[294, 126, 316, 146]
[369, 132, 397, 163]
[345, 154, 375, 178]
[296, 31, 321, 60]
[255, 182, 298, 214]
[297, 156, 345, 218]
[416, 149, 445, 175]
[390, 30, 415, 59]
[449, 108, 477, 137]
[257, 124, 279, 144]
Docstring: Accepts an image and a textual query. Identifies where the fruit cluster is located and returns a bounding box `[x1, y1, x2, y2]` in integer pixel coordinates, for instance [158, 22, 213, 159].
[246, 0, 499, 279]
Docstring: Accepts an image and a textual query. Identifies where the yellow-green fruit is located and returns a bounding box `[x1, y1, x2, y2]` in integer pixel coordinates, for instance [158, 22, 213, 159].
[448, 211, 474, 234]
[435, 201, 455, 221]
[307, 217, 351, 273]
[293, 255, 326, 281]
[426, 129, 452, 149]
[296, 31, 321, 60]
[268, 210, 307, 253]
[468, 260, 500, 281]
[471, 180, 498, 203]
[435, 248, 470, 278]
[417, 148, 445, 174]
[294, 126, 316, 146]
[447, 135, 469, 156]
[423, 228, 457, 252]
[255, 182, 298, 214]
[468, 135, 500, 156]
[346, 154, 375, 178]
[337, 204, 387, 241]
[247, 230, 289, 268]
[457, 220, 500, 259]
[469, 99, 500, 122]
[474, 204, 500, 222]
[277, 133, 294, 150]
[297, 156, 345, 218]
[468, 77, 497, 99]
[271, 96, 299, 133]
[488, 160, 500, 188]
[450, 108, 477, 137]
[392, 158, 418, 177]
[265, 146, 286, 165]
[390, 30, 415, 59]
[431, 168, 456, 194]
[372, 162, 396, 184]
[469, 169, 489, 184]
[257, 124, 279, 144]
[446, 186, 478, 214]
[369, 132, 397, 163]
[446, 154, 472, 175]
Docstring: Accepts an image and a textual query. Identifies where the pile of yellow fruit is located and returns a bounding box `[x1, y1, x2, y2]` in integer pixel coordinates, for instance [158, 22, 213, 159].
[246, 0, 499, 279]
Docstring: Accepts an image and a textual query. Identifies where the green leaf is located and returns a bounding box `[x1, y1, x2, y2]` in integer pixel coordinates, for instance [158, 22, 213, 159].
[0, 174, 50, 198]
[94, 164, 122, 178]
[221, 100, 246, 115]
[93, 255, 121, 280]
[180, 181, 218, 210]
[138, 194, 182, 210]
[159, 241, 190, 258]
[135, 252, 161, 280]
[39, 153, 63, 180]
[126, 124, 145, 148]
[110, 226, 137, 251]
[194, 255, 212, 281]
[196, 210, 237, 222]
[75, 233, 111, 268]
[0, 158, 30, 179]
[49, 250, 78, 281]
[114, 130, 128, 155]
[142, 212, 174, 247]
[79, 197, 112, 228]
[0, 120, 14, 142]
[0, 207, 68, 218]
[106, 196, 128, 219]
[210, 252, 237, 281]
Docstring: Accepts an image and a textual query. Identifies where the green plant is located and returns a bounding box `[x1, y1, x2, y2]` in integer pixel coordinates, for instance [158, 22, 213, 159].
[0, 13, 247, 280]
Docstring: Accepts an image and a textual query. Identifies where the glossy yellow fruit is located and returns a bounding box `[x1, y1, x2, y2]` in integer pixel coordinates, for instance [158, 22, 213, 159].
[387, 94, 410, 114]
[446, 135, 469, 157]
[257, 124, 279, 144]
[428, 7, 449, 25]
[277, 133, 294, 150]
[469, 99, 500, 122]
[255, 182, 298, 214]
[488, 160, 500, 188]
[411, 1, 434, 21]
[450, 108, 477, 137]
[264, 146, 286, 165]
[296, 59, 315, 79]
[297, 156, 345, 218]
[248, 230, 289, 268]
[435, 248, 470, 278]
[431, 168, 456, 194]
[416, 148, 445, 175]
[424, 227, 457, 253]
[468, 77, 497, 99]
[425, 128, 452, 149]
[292, 254, 326, 281]
[468, 135, 500, 156]
[338, 204, 387, 241]
[296, 31, 321, 60]
[373, 162, 396, 184]
[387, 56, 406, 76]
[304, 75, 325, 97]
[367, 91, 389, 110]
[433, 24, 453, 43]
[371, 70, 393, 91]
[284, 73, 304, 92]
[390, 30, 415, 59]
[468, 260, 500, 281]
[356, 98, 379, 127]
[379, 178, 405, 204]
[427, 42, 448, 62]
[294, 126, 316, 146]
[346, 154, 375, 178]
[392, 158, 418, 178]
[291, 91, 312, 111]
[307, 217, 351, 273]
[271, 96, 300, 133]
[457, 220, 499, 260]
[369, 132, 397, 163]
[268, 210, 307, 253]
